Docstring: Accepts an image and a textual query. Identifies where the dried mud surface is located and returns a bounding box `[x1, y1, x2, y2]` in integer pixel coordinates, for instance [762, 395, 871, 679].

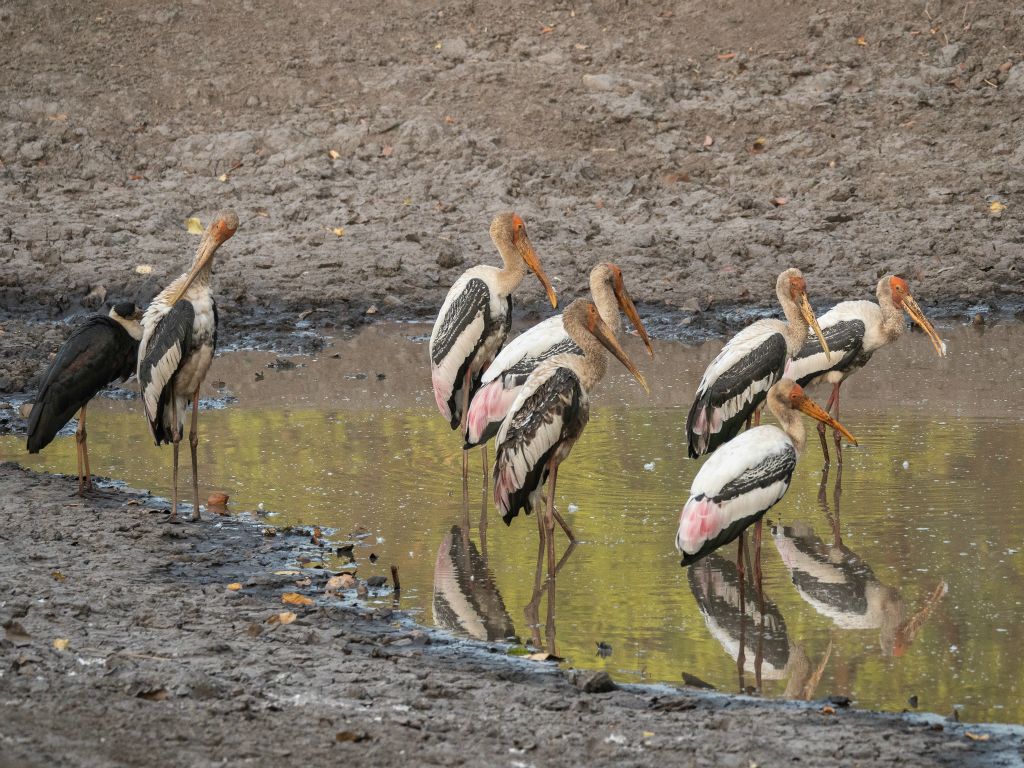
[1, 463, 1021, 767]
[1, 0, 1023, 390]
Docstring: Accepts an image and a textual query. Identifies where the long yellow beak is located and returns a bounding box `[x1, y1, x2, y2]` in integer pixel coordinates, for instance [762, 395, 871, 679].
[614, 282, 655, 358]
[519, 238, 558, 308]
[590, 312, 650, 394]
[796, 395, 857, 445]
[799, 292, 831, 361]
[169, 212, 239, 305]
[902, 294, 946, 357]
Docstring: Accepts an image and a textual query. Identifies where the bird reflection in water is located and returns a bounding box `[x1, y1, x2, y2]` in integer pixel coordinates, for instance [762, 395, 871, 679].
[687, 536, 836, 698]
[432, 524, 515, 642]
[773, 466, 947, 657]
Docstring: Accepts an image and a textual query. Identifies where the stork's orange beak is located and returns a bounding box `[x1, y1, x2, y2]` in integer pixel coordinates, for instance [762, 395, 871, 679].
[902, 294, 946, 357]
[612, 275, 654, 358]
[519, 237, 557, 309]
[589, 309, 650, 394]
[795, 394, 857, 445]
[798, 291, 831, 362]
[169, 212, 239, 305]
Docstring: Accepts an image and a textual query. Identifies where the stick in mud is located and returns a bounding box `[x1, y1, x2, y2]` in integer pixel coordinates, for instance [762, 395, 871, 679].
[390, 564, 401, 594]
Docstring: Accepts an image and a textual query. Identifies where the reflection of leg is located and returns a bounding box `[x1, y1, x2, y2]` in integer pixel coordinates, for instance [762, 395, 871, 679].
[524, 521, 546, 648]
[545, 557, 556, 655]
[189, 388, 201, 521]
[170, 394, 180, 522]
[832, 463, 843, 546]
[479, 444, 489, 556]
[75, 406, 86, 494]
[831, 383, 843, 464]
[753, 519, 763, 592]
[80, 404, 92, 491]
[737, 534, 746, 692]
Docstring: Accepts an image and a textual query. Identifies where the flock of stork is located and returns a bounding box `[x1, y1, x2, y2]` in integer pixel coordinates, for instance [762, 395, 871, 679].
[24, 208, 947, 591]
[429, 212, 947, 583]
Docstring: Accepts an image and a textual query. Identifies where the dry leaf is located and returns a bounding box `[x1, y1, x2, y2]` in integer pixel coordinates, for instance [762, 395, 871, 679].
[137, 688, 169, 701]
[989, 200, 1007, 214]
[134, 264, 154, 275]
[855, 35, 867, 46]
[47, 113, 68, 121]
[821, 705, 836, 715]
[380, 144, 394, 158]
[273, 570, 301, 576]
[771, 196, 788, 206]
[540, 24, 555, 34]
[208, 492, 229, 506]
[328, 149, 340, 160]
[218, 173, 229, 182]
[331, 227, 345, 237]
[716, 52, 737, 61]
[281, 592, 313, 607]
[642, 731, 655, 738]
[444, 115, 456, 125]
[703, 135, 714, 148]
[53, 638, 70, 651]
[965, 732, 990, 742]
[526, 652, 563, 662]
[326, 573, 357, 593]
[185, 217, 204, 235]
[51, 570, 66, 582]
[336, 730, 370, 743]
[268, 611, 297, 625]
[293, 577, 312, 587]
[226, 583, 242, 591]
[750, 137, 767, 153]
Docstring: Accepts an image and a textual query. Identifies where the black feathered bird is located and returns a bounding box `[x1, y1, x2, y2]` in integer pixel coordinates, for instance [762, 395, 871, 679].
[26, 302, 144, 493]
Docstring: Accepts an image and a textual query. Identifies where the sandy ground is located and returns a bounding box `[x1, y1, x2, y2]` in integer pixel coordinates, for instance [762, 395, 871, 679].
[1, 463, 1021, 767]
[1, 0, 1023, 390]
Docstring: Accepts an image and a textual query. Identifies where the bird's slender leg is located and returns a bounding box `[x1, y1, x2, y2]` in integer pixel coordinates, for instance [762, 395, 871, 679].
[817, 385, 839, 465]
[754, 519, 763, 592]
[170, 392, 180, 522]
[460, 370, 471, 504]
[544, 457, 558, 579]
[753, 408, 761, 427]
[189, 387, 202, 521]
[831, 383, 844, 465]
[80, 404, 92, 491]
[479, 444, 489, 555]
[75, 405, 88, 494]
[547, 463, 576, 543]
[745, 414, 752, 431]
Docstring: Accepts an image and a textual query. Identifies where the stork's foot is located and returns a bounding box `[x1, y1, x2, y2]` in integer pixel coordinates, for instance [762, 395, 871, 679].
[191, 506, 202, 523]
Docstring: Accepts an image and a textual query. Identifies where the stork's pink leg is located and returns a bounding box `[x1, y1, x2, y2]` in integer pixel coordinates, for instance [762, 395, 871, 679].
[544, 457, 558, 579]
[189, 387, 201, 521]
[754, 409, 761, 427]
[460, 370, 471, 501]
[169, 393, 180, 522]
[832, 383, 844, 464]
[818, 384, 839, 465]
[547, 463, 575, 542]
[75, 405, 90, 494]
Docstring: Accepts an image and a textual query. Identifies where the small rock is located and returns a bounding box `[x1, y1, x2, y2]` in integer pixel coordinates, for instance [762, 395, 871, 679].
[572, 670, 617, 694]
[582, 73, 615, 91]
[19, 139, 47, 162]
[366, 575, 387, 588]
[439, 37, 468, 62]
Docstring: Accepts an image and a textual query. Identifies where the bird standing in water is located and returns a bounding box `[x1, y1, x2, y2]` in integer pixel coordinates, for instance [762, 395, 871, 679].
[430, 213, 557, 492]
[26, 302, 144, 493]
[138, 212, 238, 521]
[686, 269, 831, 458]
[677, 380, 857, 585]
[785, 275, 946, 464]
[493, 299, 650, 573]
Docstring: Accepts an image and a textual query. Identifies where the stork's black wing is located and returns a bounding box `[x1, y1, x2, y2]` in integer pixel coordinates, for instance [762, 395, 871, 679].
[138, 301, 194, 445]
[27, 316, 138, 453]
[686, 332, 787, 458]
[790, 319, 868, 386]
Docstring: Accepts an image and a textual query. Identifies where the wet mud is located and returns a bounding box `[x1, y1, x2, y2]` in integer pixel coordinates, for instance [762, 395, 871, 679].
[2, 462, 1022, 767]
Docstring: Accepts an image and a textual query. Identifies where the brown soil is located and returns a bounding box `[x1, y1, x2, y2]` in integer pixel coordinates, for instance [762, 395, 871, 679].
[2, 463, 1021, 767]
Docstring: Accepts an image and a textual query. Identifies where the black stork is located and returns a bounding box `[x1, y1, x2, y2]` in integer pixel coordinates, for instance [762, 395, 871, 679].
[137, 212, 238, 521]
[26, 302, 143, 493]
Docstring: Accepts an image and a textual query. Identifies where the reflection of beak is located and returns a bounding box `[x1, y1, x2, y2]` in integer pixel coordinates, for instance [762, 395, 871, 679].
[520, 238, 558, 308]
[614, 283, 654, 358]
[590, 313, 650, 393]
[799, 292, 831, 361]
[902, 295, 946, 357]
[169, 212, 239, 305]
[796, 395, 857, 445]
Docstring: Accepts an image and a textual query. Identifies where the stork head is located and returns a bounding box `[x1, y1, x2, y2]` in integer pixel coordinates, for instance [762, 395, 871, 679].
[770, 379, 858, 445]
[571, 299, 649, 393]
[169, 211, 239, 304]
[885, 275, 946, 356]
[108, 301, 144, 340]
[778, 268, 831, 361]
[490, 212, 557, 308]
[593, 263, 654, 358]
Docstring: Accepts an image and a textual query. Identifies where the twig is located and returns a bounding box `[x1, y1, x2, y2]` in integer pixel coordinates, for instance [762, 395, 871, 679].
[390, 564, 401, 593]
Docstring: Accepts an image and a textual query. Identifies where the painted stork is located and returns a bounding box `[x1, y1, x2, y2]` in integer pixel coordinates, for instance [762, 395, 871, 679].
[676, 379, 857, 583]
[429, 212, 557, 490]
[26, 302, 143, 493]
[785, 275, 947, 464]
[493, 299, 649, 571]
[137, 212, 238, 521]
[464, 262, 653, 449]
[686, 268, 831, 458]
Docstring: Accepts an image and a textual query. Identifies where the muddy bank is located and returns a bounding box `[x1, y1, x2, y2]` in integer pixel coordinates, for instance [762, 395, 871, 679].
[0, 463, 1020, 767]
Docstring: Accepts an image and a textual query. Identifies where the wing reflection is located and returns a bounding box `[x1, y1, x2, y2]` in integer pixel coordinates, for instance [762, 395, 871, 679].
[772, 466, 946, 656]
[432, 525, 515, 642]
